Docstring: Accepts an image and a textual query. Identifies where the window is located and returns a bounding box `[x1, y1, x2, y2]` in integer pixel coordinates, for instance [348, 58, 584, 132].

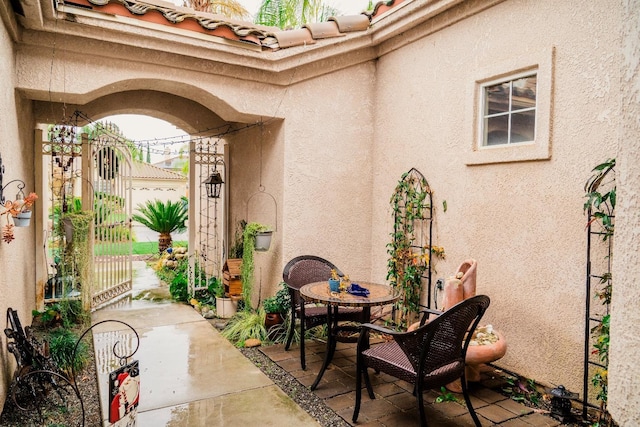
[482, 74, 537, 146]
[464, 47, 553, 165]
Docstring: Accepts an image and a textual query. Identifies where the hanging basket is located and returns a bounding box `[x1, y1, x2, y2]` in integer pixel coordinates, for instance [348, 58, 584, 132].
[255, 231, 273, 252]
[12, 211, 32, 227]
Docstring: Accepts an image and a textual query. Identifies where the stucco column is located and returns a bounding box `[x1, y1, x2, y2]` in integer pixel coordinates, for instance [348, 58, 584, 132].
[609, 0, 640, 425]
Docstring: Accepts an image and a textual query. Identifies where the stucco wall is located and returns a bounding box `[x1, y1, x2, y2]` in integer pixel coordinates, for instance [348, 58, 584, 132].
[225, 61, 376, 299]
[3, 0, 636, 418]
[0, 16, 37, 405]
[609, 1, 640, 425]
[226, 121, 284, 306]
[277, 63, 376, 280]
[370, 0, 620, 393]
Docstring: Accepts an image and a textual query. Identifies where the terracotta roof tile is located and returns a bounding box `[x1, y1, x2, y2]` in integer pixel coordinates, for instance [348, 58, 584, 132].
[59, 0, 410, 51]
[271, 28, 315, 48]
[329, 15, 371, 33]
[303, 21, 344, 39]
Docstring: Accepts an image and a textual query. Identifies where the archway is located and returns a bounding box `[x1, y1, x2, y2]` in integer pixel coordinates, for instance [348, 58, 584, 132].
[31, 87, 268, 308]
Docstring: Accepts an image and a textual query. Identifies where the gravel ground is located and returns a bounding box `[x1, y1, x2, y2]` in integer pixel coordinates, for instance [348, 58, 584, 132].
[240, 347, 350, 427]
[0, 330, 101, 427]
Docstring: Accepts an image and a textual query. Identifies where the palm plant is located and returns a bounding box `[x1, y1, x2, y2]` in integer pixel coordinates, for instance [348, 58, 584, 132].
[132, 199, 188, 252]
[183, 0, 250, 19]
[254, 0, 339, 29]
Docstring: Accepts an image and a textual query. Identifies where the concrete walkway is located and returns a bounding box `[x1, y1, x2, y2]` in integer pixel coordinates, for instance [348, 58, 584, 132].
[91, 262, 319, 426]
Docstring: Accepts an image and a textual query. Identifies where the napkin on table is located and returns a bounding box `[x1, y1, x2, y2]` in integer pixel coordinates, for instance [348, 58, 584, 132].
[347, 283, 370, 297]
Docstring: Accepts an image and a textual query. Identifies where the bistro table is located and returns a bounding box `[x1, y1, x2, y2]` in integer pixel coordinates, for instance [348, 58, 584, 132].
[299, 281, 401, 390]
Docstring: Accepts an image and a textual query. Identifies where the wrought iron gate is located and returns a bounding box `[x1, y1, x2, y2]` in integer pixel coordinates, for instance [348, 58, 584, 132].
[89, 126, 133, 308]
[43, 117, 133, 309]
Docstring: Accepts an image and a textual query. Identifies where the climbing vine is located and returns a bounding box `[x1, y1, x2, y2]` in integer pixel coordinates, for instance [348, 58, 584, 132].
[60, 211, 94, 309]
[241, 222, 269, 311]
[386, 168, 437, 329]
[584, 158, 615, 425]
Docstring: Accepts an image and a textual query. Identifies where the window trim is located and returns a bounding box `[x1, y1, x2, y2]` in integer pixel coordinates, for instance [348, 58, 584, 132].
[481, 71, 537, 147]
[465, 47, 554, 166]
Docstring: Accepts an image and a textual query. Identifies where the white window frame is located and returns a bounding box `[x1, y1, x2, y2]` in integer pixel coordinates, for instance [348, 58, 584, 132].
[481, 71, 537, 147]
[465, 47, 553, 165]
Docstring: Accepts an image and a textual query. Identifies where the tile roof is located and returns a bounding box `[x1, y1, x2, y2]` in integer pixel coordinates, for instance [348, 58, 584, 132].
[131, 161, 187, 180]
[56, 0, 408, 51]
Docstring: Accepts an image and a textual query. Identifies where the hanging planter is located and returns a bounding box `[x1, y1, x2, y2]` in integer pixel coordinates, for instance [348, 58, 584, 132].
[12, 211, 32, 227]
[255, 230, 273, 252]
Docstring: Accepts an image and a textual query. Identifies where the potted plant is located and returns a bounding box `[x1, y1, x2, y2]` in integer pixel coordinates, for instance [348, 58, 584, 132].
[262, 282, 291, 330]
[5, 191, 38, 227]
[329, 269, 341, 292]
[211, 276, 237, 319]
[255, 229, 273, 252]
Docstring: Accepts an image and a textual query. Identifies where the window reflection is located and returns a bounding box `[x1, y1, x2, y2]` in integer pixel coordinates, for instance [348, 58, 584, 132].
[483, 74, 536, 146]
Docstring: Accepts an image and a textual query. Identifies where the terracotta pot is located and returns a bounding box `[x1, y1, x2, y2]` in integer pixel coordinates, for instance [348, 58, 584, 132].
[265, 312, 284, 330]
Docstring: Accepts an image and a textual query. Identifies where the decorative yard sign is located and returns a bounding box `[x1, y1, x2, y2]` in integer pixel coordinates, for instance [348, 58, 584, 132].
[109, 360, 140, 426]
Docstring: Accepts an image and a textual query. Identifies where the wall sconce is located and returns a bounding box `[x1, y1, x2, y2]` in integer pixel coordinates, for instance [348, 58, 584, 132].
[203, 170, 224, 199]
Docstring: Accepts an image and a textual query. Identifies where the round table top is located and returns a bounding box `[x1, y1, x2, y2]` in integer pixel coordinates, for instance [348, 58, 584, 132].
[300, 281, 400, 308]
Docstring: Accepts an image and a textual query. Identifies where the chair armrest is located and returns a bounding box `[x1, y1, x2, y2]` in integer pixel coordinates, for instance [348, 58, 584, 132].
[418, 308, 443, 326]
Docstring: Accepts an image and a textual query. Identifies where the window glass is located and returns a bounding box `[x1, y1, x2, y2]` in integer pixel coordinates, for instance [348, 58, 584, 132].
[482, 74, 537, 146]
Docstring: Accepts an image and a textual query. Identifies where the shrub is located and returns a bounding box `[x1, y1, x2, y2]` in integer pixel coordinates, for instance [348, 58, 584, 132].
[49, 328, 89, 376]
[221, 309, 267, 346]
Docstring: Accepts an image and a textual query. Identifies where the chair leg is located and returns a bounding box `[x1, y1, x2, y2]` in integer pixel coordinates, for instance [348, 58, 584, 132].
[416, 383, 428, 427]
[353, 355, 363, 422]
[300, 320, 306, 370]
[284, 311, 295, 351]
[461, 374, 481, 427]
[363, 367, 375, 399]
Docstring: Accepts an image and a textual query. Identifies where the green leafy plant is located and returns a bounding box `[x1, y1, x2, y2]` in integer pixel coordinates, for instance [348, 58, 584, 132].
[221, 309, 268, 346]
[435, 386, 461, 404]
[386, 169, 440, 329]
[584, 158, 615, 422]
[59, 211, 94, 308]
[48, 328, 89, 377]
[262, 282, 291, 314]
[584, 158, 616, 241]
[229, 219, 246, 259]
[168, 257, 189, 302]
[208, 276, 225, 299]
[132, 199, 188, 253]
[502, 375, 541, 406]
[241, 222, 270, 311]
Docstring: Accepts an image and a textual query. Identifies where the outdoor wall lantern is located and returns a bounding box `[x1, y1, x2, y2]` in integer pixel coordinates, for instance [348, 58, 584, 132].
[550, 385, 578, 422]
[204, 170, 224, 199]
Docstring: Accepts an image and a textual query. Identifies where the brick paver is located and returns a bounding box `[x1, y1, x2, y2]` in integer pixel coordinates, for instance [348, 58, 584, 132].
[259, 340, 573, 427]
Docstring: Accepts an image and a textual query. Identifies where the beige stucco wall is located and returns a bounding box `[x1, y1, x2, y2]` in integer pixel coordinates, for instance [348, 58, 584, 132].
[0, 13, 37, 405]
[370, 0, 620, 393]
[609, 0, 640, 424]
[2, 0, 638, 421]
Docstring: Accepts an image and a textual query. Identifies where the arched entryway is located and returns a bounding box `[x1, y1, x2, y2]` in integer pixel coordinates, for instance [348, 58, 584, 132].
[30, 86, 282, 310]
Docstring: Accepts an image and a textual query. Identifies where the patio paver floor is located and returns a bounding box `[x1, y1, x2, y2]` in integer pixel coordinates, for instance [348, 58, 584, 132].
[259, 340, 570, 427]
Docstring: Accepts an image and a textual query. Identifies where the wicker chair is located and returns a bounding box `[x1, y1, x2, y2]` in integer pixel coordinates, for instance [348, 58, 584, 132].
[352, 295, 491, 427]
[283, 255, 365, 369]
